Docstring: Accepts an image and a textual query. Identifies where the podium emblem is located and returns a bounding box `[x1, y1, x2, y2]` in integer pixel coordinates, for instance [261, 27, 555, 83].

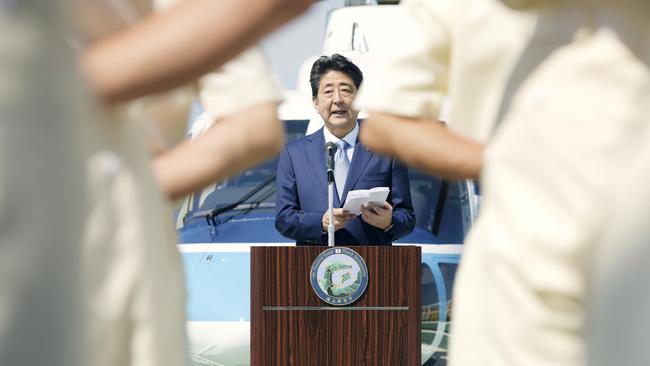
[310, 247, 368, 306]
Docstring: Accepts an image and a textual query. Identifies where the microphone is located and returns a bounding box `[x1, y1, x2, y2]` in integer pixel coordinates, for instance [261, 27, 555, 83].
[325, 142, 337, 183]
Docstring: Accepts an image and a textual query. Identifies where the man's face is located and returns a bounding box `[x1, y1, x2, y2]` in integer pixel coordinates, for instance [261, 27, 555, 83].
[313, 70, 360, 137]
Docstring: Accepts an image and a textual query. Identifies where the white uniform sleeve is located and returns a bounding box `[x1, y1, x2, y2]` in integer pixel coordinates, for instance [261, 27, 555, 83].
[353, 0, 461, 119]
[198, 47, 283, 121]
[153, 0, 283, 122]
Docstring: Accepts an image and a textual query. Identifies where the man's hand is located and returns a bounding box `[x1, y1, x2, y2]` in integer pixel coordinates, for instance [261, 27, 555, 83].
[322, 209, 356, 231]
[361, 202, 392, 230]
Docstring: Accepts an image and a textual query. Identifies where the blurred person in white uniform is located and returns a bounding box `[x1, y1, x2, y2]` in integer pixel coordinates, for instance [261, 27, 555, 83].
[0, 1, 87, 365]
[73, 1, 311, 366]
[448, 1, 650, 365]
[356, 0, 650, 365]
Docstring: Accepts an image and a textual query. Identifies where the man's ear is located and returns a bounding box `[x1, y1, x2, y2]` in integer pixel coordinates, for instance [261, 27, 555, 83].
[312, 96, 319, 109]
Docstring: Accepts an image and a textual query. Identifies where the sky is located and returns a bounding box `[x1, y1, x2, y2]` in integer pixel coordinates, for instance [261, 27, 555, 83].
[260, 0, 344, 90]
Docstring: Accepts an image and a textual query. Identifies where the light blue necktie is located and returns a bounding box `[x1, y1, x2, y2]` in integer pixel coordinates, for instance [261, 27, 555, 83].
[334, 140, 350, 199]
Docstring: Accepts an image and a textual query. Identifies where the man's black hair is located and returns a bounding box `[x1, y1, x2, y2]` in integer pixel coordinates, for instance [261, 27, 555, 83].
[309, 54, 363, 97]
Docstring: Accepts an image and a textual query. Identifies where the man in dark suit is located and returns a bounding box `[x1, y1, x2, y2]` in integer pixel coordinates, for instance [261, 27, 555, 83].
[275, 54, 415, 246]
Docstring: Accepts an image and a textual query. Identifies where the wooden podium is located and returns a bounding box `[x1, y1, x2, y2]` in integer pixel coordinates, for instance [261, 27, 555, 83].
[251, 246, 421, 366]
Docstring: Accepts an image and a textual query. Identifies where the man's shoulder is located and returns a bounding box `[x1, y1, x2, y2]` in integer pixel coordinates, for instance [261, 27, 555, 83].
[285, 128, 322, 151]
[357, 141, 394, 164]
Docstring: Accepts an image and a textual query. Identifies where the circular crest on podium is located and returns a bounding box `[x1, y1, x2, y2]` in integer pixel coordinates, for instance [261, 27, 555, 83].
[310, 247, 368, 306]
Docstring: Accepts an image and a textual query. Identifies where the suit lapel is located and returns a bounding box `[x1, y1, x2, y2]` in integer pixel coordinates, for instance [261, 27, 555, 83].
[339, 142, 373, 206]
[306, 129, 342, 207]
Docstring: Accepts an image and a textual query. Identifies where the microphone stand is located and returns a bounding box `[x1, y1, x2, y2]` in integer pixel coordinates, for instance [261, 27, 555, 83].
[327, 167, 335, 247]
[325, 142, 337, 247]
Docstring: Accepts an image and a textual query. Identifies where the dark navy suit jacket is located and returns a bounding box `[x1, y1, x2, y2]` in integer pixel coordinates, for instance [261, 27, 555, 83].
[275, 127, 415, 246]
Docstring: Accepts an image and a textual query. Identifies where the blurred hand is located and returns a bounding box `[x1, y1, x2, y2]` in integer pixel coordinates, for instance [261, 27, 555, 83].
[361, 201, 392, 230]
[322, 208, 356, 231]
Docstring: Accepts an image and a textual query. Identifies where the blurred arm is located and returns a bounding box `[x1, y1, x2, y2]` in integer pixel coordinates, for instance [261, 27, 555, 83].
[360, 112, 483, 180]
[152, 102, 283, 200]
[352, 0, 482, 179]
[153, 44, 283, 200]
[81, 0, 312, 104]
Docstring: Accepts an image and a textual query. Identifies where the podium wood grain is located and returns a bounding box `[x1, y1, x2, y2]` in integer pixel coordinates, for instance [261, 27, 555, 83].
[251, 246, 421, 366]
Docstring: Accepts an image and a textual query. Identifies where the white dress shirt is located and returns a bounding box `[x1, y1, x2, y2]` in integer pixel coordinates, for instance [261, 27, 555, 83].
[323, 121, 359, 163]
